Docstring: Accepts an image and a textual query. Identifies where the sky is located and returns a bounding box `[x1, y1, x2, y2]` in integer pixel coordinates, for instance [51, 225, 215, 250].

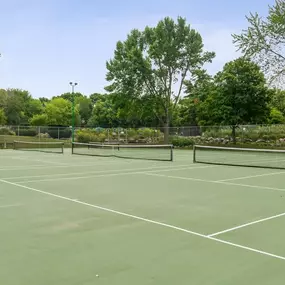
[0, 0, 276, 98]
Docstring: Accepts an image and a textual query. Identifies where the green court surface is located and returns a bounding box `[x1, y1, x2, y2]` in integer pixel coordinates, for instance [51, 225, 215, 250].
[1, 148, 285, 284]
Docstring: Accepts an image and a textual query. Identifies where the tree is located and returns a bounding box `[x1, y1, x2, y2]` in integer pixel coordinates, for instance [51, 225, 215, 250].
[269, 88, 285, 115]
[45, 98, 80, 126]
[29, 114, 49, 126]
[25, 99, 44, 120]
[199, 58, 270, 142]
[75, 96, 93, 125]
[105, 16, 215, 142]
[181, 70, 214, 126]
[0, 89, 7, 109]
[89, 93, 106, 105]
[5, 89, 31, 125]
[53, 92, 84, 102]
[232, 0, 285, 86]
[268, 107, 285, 124]
[0, 108, 7, 125]
[87, 97, 117, 128]
[39, 97, 50, 106]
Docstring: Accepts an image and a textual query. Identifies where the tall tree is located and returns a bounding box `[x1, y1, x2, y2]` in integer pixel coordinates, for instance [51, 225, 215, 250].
[233, 0, 285, 86]
[5, 89, 31, 125]
[105, 16, 215, 142]
[198, 58, 270, 142]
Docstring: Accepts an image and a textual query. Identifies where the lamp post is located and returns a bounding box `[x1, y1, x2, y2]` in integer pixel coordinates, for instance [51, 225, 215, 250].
[69, 82, 78, 143]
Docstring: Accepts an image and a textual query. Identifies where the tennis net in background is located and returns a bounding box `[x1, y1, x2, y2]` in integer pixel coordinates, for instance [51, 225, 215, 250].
[13, 140, 64, 154]
[193, 145, 285, 170]
[72, 142, 173, 161]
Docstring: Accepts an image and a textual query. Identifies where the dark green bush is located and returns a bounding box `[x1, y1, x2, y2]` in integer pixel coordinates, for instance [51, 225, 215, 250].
[48, 128, 72, 139]
[18, 129, 37, 137]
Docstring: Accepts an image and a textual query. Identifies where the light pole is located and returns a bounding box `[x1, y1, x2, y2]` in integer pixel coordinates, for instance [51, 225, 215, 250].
[69, 82, 78, 143]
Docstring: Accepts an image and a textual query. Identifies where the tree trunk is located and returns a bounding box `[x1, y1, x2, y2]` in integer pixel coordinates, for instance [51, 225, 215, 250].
[164, 108, 170, 144]
[231, 125, 236, 144]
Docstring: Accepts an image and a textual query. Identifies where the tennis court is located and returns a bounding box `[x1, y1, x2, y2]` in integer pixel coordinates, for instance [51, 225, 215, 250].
[1, 144, 285, 284]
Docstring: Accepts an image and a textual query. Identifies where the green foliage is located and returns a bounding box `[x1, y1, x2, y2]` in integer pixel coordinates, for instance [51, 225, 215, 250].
[270, 89, 285, 114]
[25, 99, 43, 119]
[18, 128, 37, 137]
[53, 92, 84, 102]
[106, 16, 215, 142]
[0, 127, 15, 135]
[233, 0, 285, 86]
[75, 128, 163, 144]
[5, 89, 31, 125]
[76, 129, 107, 143]
[171, 136, 194, 147]
[268, 108, 285, 124]
[47, 128, 71, 139]
[201, 125, 285, 141]
[198, 58, 270, 142]
[0, 108, 7, 125]
[87, 98, 117, 128]
[29, 114, 49, 126]
[75, 96, 93, 125]
[45, 98, 80, 126]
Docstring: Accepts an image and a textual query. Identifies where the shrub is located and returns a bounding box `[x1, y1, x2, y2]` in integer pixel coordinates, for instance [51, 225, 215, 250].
[18, 128, 37, 137]
[0, 127, 15, 136]
[48, 128, 72, 139]
[171, 136, 194, 147]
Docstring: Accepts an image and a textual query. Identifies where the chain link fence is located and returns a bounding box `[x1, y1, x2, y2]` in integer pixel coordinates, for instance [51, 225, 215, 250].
[1, 124, 285, 148]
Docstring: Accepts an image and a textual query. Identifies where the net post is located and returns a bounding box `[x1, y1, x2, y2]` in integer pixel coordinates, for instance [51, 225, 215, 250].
[193, 145, 196, 163]
[170, 145, 173, 161]
[71, 142, 74, 154]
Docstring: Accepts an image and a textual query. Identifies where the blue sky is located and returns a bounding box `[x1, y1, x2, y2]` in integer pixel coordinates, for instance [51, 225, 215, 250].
[0, 0, 276, 98]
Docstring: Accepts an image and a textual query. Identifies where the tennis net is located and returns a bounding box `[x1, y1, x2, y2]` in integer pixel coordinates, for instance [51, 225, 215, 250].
[13, 140, 64, 154]
[193, 145, 285, 169]
[72, 142, 173, 161]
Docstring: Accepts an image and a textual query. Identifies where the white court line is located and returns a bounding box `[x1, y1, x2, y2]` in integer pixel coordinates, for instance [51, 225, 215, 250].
[144, 172, 285, 194]
[13, 165, 215, 184]
[0, 203, 22, 209]
[218, 171, 285, 182]
[0, 159, 156, 171]
[0, 178, 284, 261]
[2, 163, 213, 181]
[208, 212, 285, 237]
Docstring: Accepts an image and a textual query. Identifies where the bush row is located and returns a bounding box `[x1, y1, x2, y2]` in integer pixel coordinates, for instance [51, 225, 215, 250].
[202, 125, 285, 141]
[171, 135, 285, 148]
[0, 127, 71, 139]
[75, 128, 164, 143]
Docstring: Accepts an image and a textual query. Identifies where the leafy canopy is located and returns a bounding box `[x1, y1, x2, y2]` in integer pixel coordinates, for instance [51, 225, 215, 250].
[233, 0, 285, 86]
[105, 16, 215, 140]
[198, 58, 270, 128]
